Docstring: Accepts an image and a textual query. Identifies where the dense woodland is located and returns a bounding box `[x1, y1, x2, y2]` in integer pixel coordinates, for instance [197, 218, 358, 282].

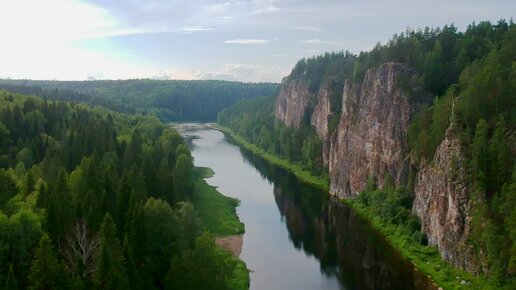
[219, 20, 515, 288]
[0, 80, 278, 122]
[0, 91, 241, 289]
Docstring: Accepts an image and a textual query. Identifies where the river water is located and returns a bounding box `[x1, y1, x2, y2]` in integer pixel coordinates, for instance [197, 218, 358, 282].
[177, 123, 436, 290]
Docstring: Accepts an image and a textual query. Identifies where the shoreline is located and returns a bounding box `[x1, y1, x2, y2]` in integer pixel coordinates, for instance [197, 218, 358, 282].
[212, 124, 487, 290]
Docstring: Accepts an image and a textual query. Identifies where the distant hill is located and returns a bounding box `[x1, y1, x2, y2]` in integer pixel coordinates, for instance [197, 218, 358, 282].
[0, 79, 278, 121]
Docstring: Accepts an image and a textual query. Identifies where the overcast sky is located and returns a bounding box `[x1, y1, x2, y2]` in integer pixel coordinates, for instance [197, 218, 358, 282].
[0, 0, 514, 82]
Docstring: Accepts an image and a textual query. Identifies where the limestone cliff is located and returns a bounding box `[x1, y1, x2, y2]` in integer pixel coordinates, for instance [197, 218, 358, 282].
[274, 61, 476, 273]
[275, 79, 310, 128]
[310, 80, 340, 164]
[329, 63, 417, 198]
[412, 125, 477, 273]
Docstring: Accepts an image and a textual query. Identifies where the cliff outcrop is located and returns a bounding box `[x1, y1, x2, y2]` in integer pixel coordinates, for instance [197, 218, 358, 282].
[412, 125, 477, 273]
[275, 79, 310, 128]
[328, 63, 416, 198]
[274, 62, 476, 272]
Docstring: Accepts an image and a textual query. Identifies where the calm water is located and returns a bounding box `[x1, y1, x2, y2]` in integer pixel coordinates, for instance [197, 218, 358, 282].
[177, 123, 436, 290]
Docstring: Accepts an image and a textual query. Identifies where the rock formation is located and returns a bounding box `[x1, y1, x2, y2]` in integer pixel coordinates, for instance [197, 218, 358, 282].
[274, 61, 475, 272]
[329, 63, 415, 197]
[412, 124, 477, 273]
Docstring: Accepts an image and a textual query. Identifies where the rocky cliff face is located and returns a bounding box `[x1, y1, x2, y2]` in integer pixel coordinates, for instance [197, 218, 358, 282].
[274, 61, 475, 273]
[412, 125, 477, 273]
[310, 81, 337, 164]
[329, 63, 415, 198]
[275, 79, 310, 128]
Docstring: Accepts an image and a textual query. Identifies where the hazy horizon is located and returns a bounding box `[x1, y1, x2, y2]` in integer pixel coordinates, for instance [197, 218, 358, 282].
[1, 0, 514, 82]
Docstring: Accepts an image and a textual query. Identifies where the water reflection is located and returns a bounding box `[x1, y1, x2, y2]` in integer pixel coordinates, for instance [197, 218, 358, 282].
[237, 144, 437, 290]
[176, 124, 436, 290]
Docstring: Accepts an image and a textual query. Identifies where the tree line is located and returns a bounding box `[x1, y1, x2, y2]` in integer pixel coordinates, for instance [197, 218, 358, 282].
[0, 79, 278, 122]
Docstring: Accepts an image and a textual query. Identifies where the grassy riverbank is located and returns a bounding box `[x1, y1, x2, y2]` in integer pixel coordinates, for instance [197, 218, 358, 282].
[193, 168, 248, 290]
[213, 124, 330, 190]
[214, 125, 496, 290]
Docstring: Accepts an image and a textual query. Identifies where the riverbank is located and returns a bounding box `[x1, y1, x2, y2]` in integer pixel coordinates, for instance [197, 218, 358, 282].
[213, 124, 493, 290]
[193, 168, 249, 290]
[213, 124, 329, 190]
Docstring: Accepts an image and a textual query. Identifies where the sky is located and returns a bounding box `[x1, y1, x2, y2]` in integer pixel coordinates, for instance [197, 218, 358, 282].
[0, 0, 514, 82]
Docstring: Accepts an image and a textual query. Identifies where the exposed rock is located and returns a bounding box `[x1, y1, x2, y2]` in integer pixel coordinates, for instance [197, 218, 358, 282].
[311, 81, 336, 164]
[275, 79, 310, 128]
[329, 63, 416, 197]
[311, 84, 331, 140]
[412, 125, 477, 273]
[274, 61, 477, 274]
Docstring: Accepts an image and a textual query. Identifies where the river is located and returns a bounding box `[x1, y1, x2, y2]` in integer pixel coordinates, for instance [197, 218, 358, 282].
[176, 123, 436, 290]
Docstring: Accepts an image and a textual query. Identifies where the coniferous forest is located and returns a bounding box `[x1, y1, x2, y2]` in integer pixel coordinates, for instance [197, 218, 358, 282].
[0, 91, 244, 290]
[0, 80, 278, 122]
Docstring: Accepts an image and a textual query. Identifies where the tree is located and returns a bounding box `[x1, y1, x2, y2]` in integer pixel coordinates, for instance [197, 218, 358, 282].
[165, 232, 236, 290]
[143, 198, 179, 283]
[172, 154, 193, 201]
[0, 170, 17, 208]
[28, 234, 68, 290]
[4, 264, 17, 290]
[59, 220, 98, 283]
[95, 214, 129, 290]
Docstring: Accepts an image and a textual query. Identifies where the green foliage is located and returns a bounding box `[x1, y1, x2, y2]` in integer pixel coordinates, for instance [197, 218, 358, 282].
[173, 153, 194, 201]
[218, 97, 328, 178]
[4, 264, 17, 290]
[165, 232, 237, 290]
[357, 186, 425, 245]
[96, 214, 129, 290]
[193, 179, 244, 236]
[0, 92, 248, 289]
[0, 80, 278, 122]
[28, 234, 68, 290]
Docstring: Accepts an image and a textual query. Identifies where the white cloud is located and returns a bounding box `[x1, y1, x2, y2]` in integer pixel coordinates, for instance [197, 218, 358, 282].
[155, 63, 289, 83]
[299, 39, 337, 44]
[174, 26, 214, 33]
[250, 6, 280, 15]
[291, 26, 323, 32]
[225, 39, 270, 44]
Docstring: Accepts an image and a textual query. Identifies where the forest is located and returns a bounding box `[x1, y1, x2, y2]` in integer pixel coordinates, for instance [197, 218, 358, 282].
[218, 20, 515, 288]
[0, 80, 278, 122]
[0, 91, 245, 290]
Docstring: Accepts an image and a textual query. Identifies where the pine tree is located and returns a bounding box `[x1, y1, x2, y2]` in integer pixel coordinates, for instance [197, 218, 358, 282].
[28, 234, 68, 290]
[4, 264, 17, 290]
[172, 154, 193, 201]
[95, 214, 129, 290]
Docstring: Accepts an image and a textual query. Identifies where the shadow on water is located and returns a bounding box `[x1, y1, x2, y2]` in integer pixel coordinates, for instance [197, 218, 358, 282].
[231, 137, 437, 290]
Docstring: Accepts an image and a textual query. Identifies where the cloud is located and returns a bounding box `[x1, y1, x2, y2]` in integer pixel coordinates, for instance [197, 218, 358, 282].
[291, 26, 323, 32]
[250, 5, 280, 15]
[299, 39, 337, 44]
[156, 63, 289, 83]
[174, 26, 214, 33]
[225, 39, 269, 44]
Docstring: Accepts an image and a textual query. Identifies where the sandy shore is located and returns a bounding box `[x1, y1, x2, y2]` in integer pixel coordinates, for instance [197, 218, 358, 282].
[215, 235, 243, 257]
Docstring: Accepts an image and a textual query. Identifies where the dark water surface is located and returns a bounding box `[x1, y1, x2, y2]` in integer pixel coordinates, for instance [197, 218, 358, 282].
[176, 123, 436, 290]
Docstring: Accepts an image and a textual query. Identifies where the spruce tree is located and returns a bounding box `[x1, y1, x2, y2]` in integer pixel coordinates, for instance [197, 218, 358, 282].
[95, 214, 129, 290]
[4, 264, 17, 290]
[28, 234, 68, 290]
